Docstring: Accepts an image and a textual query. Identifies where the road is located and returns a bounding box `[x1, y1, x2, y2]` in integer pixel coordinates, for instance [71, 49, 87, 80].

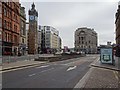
[2, 54, 99, 88]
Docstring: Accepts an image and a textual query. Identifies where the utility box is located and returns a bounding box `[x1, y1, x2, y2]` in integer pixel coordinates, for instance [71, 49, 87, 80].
[100, 47, 114, 65]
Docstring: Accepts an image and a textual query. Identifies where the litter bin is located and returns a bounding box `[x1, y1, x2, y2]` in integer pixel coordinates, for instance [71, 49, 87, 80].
[100, 47, 114, 65]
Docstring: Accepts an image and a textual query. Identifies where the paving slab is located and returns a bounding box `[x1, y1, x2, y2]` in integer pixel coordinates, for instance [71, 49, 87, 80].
[74, 67, 119, 89]
[91, 57, 119, 71]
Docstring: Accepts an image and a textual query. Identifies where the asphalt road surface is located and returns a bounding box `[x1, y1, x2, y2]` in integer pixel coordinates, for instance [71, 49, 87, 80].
[2, 54, 99, 88]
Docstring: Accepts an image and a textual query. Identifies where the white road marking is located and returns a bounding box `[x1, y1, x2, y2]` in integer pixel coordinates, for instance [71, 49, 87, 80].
[2, 65, 40, 73]
[67, 66, 77, 71]
[36, 65, 50, 69]
[113, 71, 118, 80]
[29, 73, 36, 77]
[28, 68, 54, 77]
[40, 68, 54, 73]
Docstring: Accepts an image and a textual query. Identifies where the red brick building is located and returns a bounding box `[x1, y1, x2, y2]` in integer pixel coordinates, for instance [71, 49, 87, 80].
[115, 2, 120, 45]
[2, 1, 20, 55]
[0, 1, 2, 55]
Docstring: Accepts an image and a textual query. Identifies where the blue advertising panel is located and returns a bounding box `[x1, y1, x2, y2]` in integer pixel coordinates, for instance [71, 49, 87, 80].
[100, 48, 113, 64]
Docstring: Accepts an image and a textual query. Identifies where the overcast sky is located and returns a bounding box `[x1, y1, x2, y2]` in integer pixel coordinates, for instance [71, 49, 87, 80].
[20, 0, 120, 48]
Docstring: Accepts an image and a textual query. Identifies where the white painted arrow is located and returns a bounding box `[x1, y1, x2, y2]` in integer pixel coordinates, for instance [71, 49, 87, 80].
[67, 66, 77, 71]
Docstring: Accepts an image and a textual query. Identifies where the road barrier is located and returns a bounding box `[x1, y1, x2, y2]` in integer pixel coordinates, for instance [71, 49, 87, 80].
[2, 54, 40, 64]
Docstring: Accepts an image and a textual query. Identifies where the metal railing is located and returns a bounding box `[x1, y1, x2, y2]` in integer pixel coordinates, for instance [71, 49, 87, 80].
[2, 54, 40, 64]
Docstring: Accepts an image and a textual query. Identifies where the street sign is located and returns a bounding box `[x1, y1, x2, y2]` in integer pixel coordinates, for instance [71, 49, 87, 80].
[100, 48, 113, 64]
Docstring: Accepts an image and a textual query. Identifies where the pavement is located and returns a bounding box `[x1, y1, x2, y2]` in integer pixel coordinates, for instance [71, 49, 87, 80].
[74, 56, 120, 89]
[90, 56, 120, 71]
[1, 60, 47, 71]
[1, 54, 55, 71]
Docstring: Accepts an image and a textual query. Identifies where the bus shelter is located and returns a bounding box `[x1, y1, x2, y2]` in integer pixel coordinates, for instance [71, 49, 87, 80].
[100, 47, 114, 65]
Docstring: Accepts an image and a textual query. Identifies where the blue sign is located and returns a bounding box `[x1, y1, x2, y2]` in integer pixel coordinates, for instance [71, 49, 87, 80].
[100, 48, 113, 64]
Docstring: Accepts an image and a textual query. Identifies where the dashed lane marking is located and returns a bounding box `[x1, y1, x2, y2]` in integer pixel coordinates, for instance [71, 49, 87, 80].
[36, 65, 50, 69]
[29, 73, 36, 77]
[1, 64, 40, 73]
[39, 68, 54, 73]
[28, 68, 54, 77]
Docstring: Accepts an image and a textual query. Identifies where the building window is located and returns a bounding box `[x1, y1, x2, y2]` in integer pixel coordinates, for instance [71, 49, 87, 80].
[16, 25, 17, 32]
[0, 18, 1, 28]
[7, 22, 9, 30]
[14, 35, 17, 43]
[4, 20, 6, 28]
[4, 7, 7, 16]
[14, 25, 17, 32]
[22, 38, 24, 43]
[14, 25, 15, 31]
[89, 46, 90, 48]
[10, 22, 12, 30]
[16, 15, 17, 21]
[9, 34, 11, 42]
[14, 13, 15, 20]
[5, 32, 7, 41]
[89, 40, 90, 44]
[82, 41, 84, 44]
[8, 33, 10, 42]
[81, 37, 84, 40]
[7, 9, 9, 17]
[0, 5, 2, 14]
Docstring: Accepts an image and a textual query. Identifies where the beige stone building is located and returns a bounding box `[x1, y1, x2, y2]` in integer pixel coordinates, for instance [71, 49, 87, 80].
[40, 26, 61, 53]
[75, 27, 97, 54]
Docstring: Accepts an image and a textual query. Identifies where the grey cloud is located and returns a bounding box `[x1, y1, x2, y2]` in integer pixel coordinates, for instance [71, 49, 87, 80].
[20, 1, 118, 47]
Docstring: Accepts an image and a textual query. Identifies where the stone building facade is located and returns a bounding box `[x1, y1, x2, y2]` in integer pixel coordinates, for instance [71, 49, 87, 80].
[19, 4, 26, 55]
[40, 26, 61, 53]
[115, 2, 120, 45]
[75, 27, 97, 54]
[58, 36, 62, 51]
[2, 1, 20, 55]
[38, 26, 41, 53]
[26, 22, 29, 52]
[28, 3, 38, 54]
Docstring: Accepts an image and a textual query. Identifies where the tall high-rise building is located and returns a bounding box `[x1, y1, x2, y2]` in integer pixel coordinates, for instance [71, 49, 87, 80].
[40, 26, 61, 53]
[115, 2, 120, 45]
[2, 1, 20, 55]
[28, 3, 38, 54]
[75, 27, 98, 54]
